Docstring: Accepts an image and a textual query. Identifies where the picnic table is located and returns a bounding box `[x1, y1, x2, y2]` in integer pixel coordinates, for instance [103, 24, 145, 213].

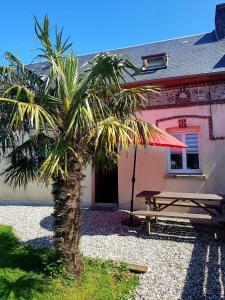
[132, 190, 225, 235]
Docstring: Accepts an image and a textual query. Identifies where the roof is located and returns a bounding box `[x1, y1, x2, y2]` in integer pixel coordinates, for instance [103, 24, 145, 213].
[27, 30, 225, 84]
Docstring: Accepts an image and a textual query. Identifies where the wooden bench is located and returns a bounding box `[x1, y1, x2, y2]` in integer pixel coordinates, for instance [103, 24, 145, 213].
[131, 210, 225, 235]
[152, 199, 221, 209]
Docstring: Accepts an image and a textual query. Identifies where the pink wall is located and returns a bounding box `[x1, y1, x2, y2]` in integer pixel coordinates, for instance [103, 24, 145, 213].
[118, 104, 225, 210]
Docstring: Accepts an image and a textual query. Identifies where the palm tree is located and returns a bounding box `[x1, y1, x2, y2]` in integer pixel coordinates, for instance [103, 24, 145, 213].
[0, 16, 161, 278]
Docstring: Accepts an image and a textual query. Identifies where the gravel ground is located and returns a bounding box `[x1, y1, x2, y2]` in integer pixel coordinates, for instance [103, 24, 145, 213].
[0, 202, 225, 300]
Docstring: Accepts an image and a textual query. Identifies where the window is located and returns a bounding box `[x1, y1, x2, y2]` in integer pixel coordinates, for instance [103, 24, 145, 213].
[141, 53, 167, 71]
[168, 132, 200, 174]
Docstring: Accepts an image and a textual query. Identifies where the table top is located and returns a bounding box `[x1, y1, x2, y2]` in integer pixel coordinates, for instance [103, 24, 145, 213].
[136, 191, 161, 198]
[136, 190, 224, 201]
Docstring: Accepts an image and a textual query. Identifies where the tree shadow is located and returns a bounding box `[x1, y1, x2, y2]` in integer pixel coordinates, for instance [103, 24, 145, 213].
[0, 199, 53, 207]
[0, 227, 57, 299]
[40, 215, 54, 232]
[26, 236, 54, 249]
[39, 210, 224, 244]
[0, 275, 48, 300]
[181, 224, 225, 299]
[0, 229, 55, 273]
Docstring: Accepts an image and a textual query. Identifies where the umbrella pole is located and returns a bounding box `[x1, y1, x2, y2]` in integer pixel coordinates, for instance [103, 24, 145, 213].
[130, 145, 137, 225]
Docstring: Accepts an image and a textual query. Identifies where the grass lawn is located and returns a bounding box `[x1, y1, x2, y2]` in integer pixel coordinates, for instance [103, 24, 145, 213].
[0, 225, 139, 300]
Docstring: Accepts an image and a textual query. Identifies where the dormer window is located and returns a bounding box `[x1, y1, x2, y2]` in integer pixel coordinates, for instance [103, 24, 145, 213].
[141, 53, 168, 71]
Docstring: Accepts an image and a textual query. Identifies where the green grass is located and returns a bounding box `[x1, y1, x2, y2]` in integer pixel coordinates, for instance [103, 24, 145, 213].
[0, 225, 139, 300]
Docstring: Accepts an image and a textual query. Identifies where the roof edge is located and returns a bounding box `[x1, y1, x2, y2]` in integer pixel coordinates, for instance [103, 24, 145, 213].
[124, 71, 225, 88]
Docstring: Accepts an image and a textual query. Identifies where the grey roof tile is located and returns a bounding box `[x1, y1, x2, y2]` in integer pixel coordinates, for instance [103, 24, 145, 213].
[26, 31, 225, 83]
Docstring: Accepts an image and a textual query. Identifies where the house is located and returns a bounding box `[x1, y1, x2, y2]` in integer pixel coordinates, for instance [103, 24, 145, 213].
[1, 3, 225, 210]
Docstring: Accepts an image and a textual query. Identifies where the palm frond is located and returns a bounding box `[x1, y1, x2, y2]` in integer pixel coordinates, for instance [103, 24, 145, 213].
[94, 117, 133, 151]
[84, 53, 140, 86]
[47, 54, 79, 114]
[0, 86, 57, 132]
[38, 138, 83, 183]
[3, 156, 38, 189]
[34, 15, 72, 63]
[123, 118, 163, 145]
[2, 133, 53, 188]
[3, 52, 45, 93]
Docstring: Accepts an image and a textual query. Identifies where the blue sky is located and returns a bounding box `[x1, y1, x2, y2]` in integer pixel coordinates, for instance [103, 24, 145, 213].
[0, 0, 221, 63]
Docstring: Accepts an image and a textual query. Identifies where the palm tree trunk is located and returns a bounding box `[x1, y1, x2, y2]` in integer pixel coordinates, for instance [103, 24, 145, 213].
[52, 159, 84, 278]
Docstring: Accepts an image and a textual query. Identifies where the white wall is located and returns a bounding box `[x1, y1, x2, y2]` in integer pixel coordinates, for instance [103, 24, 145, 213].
[80, 164, 92, 208]
[0, 159, 92, 207]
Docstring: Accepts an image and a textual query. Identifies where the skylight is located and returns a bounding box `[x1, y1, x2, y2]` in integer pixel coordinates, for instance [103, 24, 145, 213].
[141, 53, 168, 71]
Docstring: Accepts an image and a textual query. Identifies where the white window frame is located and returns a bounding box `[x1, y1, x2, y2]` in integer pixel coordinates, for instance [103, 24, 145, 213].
[167, 132, 201, 174]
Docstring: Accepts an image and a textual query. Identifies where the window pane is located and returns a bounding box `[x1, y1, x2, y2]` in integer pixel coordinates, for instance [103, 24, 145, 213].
[187, 154, 199, 169]
[171, 153, 183, 169]
[170, 134, 183, 169]
[148, 58, 165, 68]
[185, 134, 199, 169]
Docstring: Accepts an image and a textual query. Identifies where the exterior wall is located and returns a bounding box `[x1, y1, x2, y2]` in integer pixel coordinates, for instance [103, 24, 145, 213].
[0, 158, 92, 208]
[1, 80, 225, 210]
[118, 101, 225, 210]
[81, 164, 93, 207]
[145, 81, 225, 108]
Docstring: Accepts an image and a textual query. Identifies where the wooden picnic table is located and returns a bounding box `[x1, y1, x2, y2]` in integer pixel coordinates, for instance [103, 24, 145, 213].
[134, 190, 225, 235]
[136, 190, 224, 214]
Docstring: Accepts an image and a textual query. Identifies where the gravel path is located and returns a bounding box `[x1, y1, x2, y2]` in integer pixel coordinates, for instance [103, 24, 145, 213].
[0, 202, 225, 300]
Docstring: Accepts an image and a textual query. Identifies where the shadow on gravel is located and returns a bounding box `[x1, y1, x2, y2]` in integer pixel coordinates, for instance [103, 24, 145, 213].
[181, 224, 225, 299]
[40, 216, 54, 232]
[36, 209, 225, 298]
[0, 200, 53, 207]
[148, 220, 225, 243]
[26, 236, 54, 248]
[39, 210, 224, 243]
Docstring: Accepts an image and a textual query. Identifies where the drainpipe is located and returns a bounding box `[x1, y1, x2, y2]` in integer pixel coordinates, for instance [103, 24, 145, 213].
[208, 85, 215, 140]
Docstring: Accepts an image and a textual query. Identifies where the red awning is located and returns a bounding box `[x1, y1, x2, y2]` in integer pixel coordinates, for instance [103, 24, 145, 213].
[140, 130, 187, 148]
